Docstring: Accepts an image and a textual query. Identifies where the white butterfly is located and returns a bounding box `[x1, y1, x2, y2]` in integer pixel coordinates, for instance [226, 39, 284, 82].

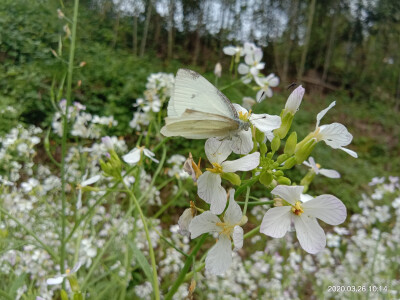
[160, 69, 250, 139]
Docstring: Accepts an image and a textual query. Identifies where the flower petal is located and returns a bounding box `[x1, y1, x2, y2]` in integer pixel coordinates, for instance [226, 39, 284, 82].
[238, 63, 249, 75]
[189, 211, 221, 239]
[143, 149, 159, 163]
[46, 275, 66, 285]
[260, 206, 292, 238]
[244, 53, 255, 65]
[316, 101, 335, 128]
[271, 185, 304, 205]
[178, 208, 194, 237]
[205, 234, 232, 275]
[223, 190, 242, 225]
[254, 48, 263, 62]
[256, 89, 267, 103]
[339, 147, 358, 158]
[205, 138, 232, 164]
[230, 130, 253, 155]
[318, 123, 353, 148]
[232, 103, 248, 115]
[319, 168, 341, 178]
[285, 85, 304, 114]
[293, 215, 326, 254]
[81, 175, 101, 187]
[223, 46, 236, 56]
[122, 148, 141, 164]
[250, 114, 281, 133]
[232, 226, 244, 249]
[222, 152, 260, 173]
[302, 194, 347, 225]
[197, 172, 227, 214]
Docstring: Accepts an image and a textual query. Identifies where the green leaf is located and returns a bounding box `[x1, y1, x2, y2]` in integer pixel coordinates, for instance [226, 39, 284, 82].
[129, 241, 153, 286]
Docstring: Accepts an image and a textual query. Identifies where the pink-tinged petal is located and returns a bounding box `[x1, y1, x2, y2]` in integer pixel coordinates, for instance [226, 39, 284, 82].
[232, 226, 244, 249]
[232, 103, 248, 115]
[319, 168, 341, 178]
[238, 63, 249, 75]
[222, 152, 260, 173]
[293, 215, 326, 254]
[205, 138, 232, 164]
[285, 85, 305, 114]
[205, 234, 232, 275]
[223, 46, 236, 56]
[189, 211, 221, 239]
[271, 185, 304, 205]
[340, 147, 358, 158]
[230, 130, 253, 155]
[46, 275, 66, 285]
[260, 206, 292, 238]
[122, 148, 141, 165]
[302, 194, 347, 225]
[316, 101, 336, 128]
[318, 123, 353, 148]
[223, 190, 242, 225]
[197, 172, 227, 214]
[250, 114, 281, 132]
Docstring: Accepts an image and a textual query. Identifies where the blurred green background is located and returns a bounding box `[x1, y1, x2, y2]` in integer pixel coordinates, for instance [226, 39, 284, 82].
[0, 0, 399, 211]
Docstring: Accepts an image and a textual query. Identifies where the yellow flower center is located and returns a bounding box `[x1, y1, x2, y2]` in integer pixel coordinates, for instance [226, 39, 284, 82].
[291, 201, 304, 216]
[206, 162, 223, 174]
[238, 110, 252, 122]
[316, 163, 321, 169]
[216, 222, 235, 237]
[66, 268, 71, 275]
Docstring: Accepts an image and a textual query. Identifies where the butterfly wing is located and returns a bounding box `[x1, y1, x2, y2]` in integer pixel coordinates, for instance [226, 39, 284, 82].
[167, 69, 238, 120]
[161, 109, 239, 139]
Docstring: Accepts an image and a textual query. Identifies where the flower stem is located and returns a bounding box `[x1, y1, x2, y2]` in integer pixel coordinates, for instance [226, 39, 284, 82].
[122, 181, 160, 300]
[237, 200, 274, 207]
[60, 0, 79, 275]
[243, 186, 250, 215]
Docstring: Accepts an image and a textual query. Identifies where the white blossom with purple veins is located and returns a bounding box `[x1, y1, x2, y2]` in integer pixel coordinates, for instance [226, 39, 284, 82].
[229, 104, 281, 154]
[312, 102, 358, 158]
[303, 157, 340, 178]
[255, 74, 280, 102]
[197, 138, 260, 214]
[189, 190, 244, 275]
[260, 185, 347, 254]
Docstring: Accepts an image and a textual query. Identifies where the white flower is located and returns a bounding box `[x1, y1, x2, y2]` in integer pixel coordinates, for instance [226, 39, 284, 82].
[197, 138, 259, 214]
[101, 136, 113, 150]
[223, 45, 244, 57]
[214, 62, 222, 78]
[260, 185, 347, 254]
[303, 157, 340, 178]
[47, 262, 81, 285]
[77, 173, 101, 209]
[189, 189, 245, 275]
[122, 146, 159, 165]
[285, 85, 305, 114]
[313, 102, 357, 158]
[254, 74, 279, 102]
[238, 46, 265, 83]
[230, 104, 281, 154]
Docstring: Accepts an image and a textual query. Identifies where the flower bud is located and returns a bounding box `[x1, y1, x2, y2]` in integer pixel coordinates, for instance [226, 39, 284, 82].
[271, 136, 281, 152]
[214, 62, 222, 78]
[221, 172, 241, 186]
[255, 128, 265, 144]
[282, 157, 297, 169]
[276, 154, 289, 165]
[284, 131, 297, 155]
[276, 176, 291, 185]
[274, 111, 294, 139]
[259, 172, 273, 186]
[295, 138, 317, 164]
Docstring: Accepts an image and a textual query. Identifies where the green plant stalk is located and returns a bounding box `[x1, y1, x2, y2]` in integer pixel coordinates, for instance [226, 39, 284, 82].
[60, 0, 79, 275]
[237, 200, 274, 206]
[243, 186, 250, 215]
[219, 78, 243, 91]
[153, 181, 183, 219]
[165, 234, 208, 300]
[0, 206, 58, 260]
[122, 181, 160, 300]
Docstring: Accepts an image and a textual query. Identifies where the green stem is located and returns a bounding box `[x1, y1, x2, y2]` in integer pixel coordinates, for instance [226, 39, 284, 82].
[0, 207, 58, 260]
[243, 186, 250, 215]
[219, 78, 243, 91]
[165, 234, 208, 300]
[237, 200, 274, 207]
[122, 181, 160, 300]
[153, 181, 183, 219]
[60, 0, 79, 275]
